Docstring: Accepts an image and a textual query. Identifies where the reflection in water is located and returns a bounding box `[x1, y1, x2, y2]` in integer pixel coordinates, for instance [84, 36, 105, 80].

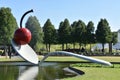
[63, 67, 85, 76]
[37, 62, 81, 80]
[17, 66, 38, 80]
[0, 62, 83, 80]
[0, 65, 19, 80]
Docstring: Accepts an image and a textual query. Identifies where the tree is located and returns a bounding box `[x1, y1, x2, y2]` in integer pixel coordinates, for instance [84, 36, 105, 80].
[58, 18, 71, 50]
[86, 21, 95, 51]
[58, 21, 64, 50]
[26, 16, 43, 52]
[0, 7, 18, 57]
[0, 7, 18, 44]
[43, 19, 56, 52]
[112, 32, 117, 45]
[74, 20, 86, 49]
[71, 21, 78, 49]
[109, 31, 117, 54]
[96, 19, 112, 53]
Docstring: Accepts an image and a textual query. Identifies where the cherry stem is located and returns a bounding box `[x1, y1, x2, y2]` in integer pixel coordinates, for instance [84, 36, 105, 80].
[20, 9, 33, 28]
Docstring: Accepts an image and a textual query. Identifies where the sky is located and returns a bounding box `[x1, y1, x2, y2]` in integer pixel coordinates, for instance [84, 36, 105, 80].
[0, 0, 120, 31]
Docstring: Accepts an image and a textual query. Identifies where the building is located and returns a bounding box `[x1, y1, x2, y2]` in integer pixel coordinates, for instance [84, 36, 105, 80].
[117, 29, 120, 42]
[113, 29, 120, 49]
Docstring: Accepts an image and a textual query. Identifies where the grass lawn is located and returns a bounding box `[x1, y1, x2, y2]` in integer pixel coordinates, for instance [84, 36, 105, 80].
[1, 56, 120, 62]
[39, 56, 120, 62]
[62, 67, 120, 80]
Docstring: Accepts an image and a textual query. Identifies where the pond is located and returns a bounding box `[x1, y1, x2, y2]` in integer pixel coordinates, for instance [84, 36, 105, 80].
[0, 62, 84, 80]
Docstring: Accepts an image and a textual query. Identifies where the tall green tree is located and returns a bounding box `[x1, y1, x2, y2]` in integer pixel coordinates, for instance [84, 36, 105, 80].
[0, 7, 18, 57]
[96, 19, 112, 53]
[43, 19, 56, 52]
[58, 18, 71, 50]
[73, 20, 86, 49]
[58, 21, 64, 50]
[71, 21, 78, 49]
[26, 16, 43, 52]
[86, 21, 95, 51]
[0, 7, 18, 44]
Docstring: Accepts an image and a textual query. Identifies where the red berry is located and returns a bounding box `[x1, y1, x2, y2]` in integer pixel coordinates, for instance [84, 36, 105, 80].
[14, 28, 31, 45]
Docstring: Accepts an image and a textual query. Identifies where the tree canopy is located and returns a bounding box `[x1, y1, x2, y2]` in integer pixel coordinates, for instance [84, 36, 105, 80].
[73, 20, 86, 47]
[86, 21, 95, 44]
[43, 19, 56, 52]
[0, 7, 18, 45]
[25, 16, 43, 51]
[58, 18, 71, 50]
[96, 19, 112, 43]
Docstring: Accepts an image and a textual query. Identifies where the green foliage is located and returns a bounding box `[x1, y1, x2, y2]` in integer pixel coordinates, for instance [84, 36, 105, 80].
[71, 21, 78, 43]
[34, 43, 44, 52]
[96, 19, 112, 43]
[86, 21, 95, 43]
[43, 19, 56, 52]
[25, 16, 43, 51]
[71, 20, 86, 47]
[112, 32, 117, 44]
[0, 50, 4, 54]
[0, 7, 18, 45]
[43, 19, 56, 44]
[58, 18, 71, 44]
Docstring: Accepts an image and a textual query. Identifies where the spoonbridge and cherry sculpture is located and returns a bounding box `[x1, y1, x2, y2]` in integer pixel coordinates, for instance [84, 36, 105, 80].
[11, 9, 112, 66]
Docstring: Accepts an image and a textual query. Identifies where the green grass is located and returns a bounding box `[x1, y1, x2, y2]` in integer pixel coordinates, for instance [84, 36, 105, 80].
[39, 56, 120, 62]
[89, 56, 120, 62]
[1, 56, 120, 62]
[1, 56, 120, 63]
[63, 67, 120, 80]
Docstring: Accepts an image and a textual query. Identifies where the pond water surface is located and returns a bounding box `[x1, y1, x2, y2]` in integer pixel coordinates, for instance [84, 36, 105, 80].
[0, 62, 79, 80]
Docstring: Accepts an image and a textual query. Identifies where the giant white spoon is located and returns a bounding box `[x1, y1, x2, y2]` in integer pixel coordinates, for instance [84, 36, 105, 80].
[41, 51, 112, 66]
[11, 40, 38, 64]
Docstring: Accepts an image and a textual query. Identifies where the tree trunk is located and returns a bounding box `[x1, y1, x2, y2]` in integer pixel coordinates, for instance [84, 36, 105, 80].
[109, 42, 112, 54]
[49, 43, 50, 52]
[90, 43, 91, 52]
[62, 44, 64, 50]
[8, 45, 12, 59]
[84, 44, 86, 49]
[46, 43, 48, 52]
[90, 43, 92, 52]
[102, 43, 105, 53]
[66, 43, 67, 49]
[79, 43, 81, 49]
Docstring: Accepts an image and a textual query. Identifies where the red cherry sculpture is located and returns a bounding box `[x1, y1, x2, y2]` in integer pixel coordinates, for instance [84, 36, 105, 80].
[14, 28, 31, 45]
[13, 9, 33, 45]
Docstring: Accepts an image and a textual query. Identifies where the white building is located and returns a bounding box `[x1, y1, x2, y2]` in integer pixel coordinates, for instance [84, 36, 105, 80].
[117, 29, 120, 42]
[113, 29, 120, 49]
